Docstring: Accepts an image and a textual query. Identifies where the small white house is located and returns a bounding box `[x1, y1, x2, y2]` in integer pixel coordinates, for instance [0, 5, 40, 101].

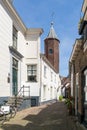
[40, 54, 60, 103]
[0, 0, 61, 107]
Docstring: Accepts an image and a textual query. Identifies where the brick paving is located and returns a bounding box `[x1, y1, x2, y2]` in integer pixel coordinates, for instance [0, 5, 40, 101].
[0, 101, 86, 130]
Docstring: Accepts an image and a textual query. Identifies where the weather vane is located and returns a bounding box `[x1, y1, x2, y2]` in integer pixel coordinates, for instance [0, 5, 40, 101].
[51, 12, 54, 20]
[51, 12, 55, 26]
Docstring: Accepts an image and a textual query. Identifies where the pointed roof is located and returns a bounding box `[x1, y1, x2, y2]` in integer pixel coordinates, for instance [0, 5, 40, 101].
[46, 22, 59, 41]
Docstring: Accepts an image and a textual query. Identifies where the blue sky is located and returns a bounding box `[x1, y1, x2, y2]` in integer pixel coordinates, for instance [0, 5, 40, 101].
[13, 0, 83, 77]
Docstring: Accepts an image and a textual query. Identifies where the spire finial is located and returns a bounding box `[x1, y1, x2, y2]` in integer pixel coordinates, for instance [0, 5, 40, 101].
[51, 12, 55, 27]
[51, 21, 54, 27]
[51, 12, 54, 21]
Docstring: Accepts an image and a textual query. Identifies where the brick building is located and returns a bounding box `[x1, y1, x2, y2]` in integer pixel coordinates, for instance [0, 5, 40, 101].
[69, 0, 87, 125]
[44, 22, 60, 73]
[61, 76, 70, 98]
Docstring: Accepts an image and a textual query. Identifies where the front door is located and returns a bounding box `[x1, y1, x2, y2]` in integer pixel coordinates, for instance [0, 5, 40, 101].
[12, 58, 18, 96]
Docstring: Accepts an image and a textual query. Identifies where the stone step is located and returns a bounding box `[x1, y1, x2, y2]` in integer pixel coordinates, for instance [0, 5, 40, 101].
[6, 96, 24, 109]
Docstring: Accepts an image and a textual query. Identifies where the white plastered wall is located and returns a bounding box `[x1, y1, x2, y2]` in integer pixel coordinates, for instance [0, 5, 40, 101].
[0, 2, 12, 96]
[40, 57, 60, 102]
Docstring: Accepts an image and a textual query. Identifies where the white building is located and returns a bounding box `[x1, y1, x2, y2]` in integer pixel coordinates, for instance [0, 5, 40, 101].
[0, 0, 61, 107]
[40, 54, 60, 103]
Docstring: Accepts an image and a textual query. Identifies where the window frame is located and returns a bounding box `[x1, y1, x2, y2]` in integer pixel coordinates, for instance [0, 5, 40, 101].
[51, 72, 53, 81]
[27, 65, 37, 82]
[13, 26, 18, 50]
[49, 49, 53, 54]
[44, 65, 47, 78]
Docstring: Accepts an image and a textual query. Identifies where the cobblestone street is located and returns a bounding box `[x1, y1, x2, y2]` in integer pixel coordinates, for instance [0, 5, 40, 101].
[0, 102, 86, 130]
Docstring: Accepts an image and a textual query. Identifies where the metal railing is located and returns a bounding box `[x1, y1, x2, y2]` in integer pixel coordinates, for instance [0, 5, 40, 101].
[17, 85, 30, 97]
[14, 85, 30, 107]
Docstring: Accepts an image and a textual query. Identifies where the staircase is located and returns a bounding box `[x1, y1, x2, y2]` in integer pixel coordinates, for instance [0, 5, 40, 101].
[6, 97, 24, 108]
[6, 85, 30, 110]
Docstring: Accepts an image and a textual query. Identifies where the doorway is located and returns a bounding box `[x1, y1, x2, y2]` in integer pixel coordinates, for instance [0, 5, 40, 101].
[12, 58, 18, 96]
[81, 67, 87, 124]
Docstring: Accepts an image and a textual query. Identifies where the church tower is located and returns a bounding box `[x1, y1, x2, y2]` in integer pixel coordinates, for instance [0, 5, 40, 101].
[44, 22, 60, 73]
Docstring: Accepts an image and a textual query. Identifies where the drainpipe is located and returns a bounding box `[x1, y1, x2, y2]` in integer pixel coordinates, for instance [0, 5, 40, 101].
[75, 71, 79, 116]
[75, 84, 78, 116]
[10, 54, 12, 96]
[39, 56, 42, 105]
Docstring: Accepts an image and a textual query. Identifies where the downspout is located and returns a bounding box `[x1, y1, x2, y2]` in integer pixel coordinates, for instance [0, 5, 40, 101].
[75, 84, 78, 116]
[39, 55, 42, 105]
[10, 53, 12, 96]
[73, 62, 78, 116]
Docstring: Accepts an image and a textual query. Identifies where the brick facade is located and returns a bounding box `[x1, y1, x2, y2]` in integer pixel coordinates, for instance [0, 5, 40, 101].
[44, 38, 59, 73]
[70, 39, 87, 123]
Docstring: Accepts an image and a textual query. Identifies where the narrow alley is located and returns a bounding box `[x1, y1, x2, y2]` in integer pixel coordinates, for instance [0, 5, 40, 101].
[0, 102, 86, 130]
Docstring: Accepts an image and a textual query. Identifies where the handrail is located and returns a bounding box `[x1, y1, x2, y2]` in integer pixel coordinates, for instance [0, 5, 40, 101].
[14, 85, 30, 107]
[16, 85, 30, 97]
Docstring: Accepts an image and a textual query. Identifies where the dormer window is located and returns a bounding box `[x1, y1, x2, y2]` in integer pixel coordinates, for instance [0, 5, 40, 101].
[13, 26, 18, 50]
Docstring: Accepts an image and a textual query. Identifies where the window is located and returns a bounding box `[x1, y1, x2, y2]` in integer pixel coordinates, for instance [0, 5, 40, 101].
[51, 72, 53, 81]
[55, 75, 56, 83]
[50, 87, 53, 99]
[44, 66, 47, 78]
[27, 65, 37, 82]
[43, 85, 46, 99]
[83, 25, 87, 41]
[13, 26, 18, 50]
[76, 73, 79, 85]
[71, 64, 74, 96]
[12, 58, 18, 69]
[49, 49, 53, 54]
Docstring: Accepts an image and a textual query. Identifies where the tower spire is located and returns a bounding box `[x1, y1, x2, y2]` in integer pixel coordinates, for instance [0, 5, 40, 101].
[44, 22, 60, 73]
[46, 22, 59, 41]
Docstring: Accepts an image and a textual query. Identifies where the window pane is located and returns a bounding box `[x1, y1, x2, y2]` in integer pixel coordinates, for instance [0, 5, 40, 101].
[13, 26, 18, 49]
[28, 76, 36, 82]
[27, 65, 37, 82]
[33, 65, 36, 70]
[33, 70, 36, 75]
[44, 66, 47, 78]
[13, 37, 17, 49]
[49, 49, 53, 54]
[12, 58, 18, 68]
[27, 70, 31, 75]
[28, 65, 31, 70]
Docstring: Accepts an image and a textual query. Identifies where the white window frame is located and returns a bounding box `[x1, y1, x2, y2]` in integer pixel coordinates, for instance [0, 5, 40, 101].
[27, 65, 37, 82]
[44, 65, 47, 78]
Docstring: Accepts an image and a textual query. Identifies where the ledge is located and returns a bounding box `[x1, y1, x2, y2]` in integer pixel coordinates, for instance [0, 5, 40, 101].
[9, 46, 24, 59]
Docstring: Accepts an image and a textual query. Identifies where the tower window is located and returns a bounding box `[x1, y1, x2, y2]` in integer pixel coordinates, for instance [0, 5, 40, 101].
[49, 49, 53, 54]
